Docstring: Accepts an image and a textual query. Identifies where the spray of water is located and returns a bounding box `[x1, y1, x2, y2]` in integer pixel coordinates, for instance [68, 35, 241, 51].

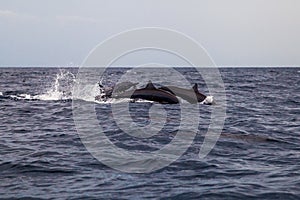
[36, 69, 76, 101]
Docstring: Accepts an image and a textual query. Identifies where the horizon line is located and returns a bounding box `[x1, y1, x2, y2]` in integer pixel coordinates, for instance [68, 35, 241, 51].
[0, 65, 299, 68]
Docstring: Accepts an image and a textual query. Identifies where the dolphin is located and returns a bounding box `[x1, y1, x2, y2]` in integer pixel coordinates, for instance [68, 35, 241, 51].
[159, 84, 207, 104]
[113, 81, 179, 104]
[96, 81, 137, 102]
[113, 81, 139, 94]
[96, 82, 113, 101]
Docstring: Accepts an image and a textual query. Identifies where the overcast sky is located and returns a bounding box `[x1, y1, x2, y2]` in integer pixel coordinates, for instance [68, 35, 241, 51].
[0, 0, 299, 67]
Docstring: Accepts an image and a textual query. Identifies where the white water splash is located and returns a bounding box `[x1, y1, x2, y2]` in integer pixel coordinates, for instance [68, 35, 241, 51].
[4, 94, 35, 100]
[94, 93, 153, 104]
[73, 83, 100, 102]
[201, 96, 214, 105]
[35, 69, 76, 101]
[1, 69, 77, 101]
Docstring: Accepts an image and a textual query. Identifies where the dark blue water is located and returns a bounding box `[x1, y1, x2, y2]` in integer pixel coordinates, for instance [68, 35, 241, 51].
[0, 67, 299, 199]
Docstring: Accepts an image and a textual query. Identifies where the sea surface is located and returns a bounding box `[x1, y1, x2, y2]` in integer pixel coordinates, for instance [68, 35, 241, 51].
[0, 67, 299, 199]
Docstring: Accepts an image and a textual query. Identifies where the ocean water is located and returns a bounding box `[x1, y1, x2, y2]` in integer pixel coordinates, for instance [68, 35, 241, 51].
[0, 67, 299, 199]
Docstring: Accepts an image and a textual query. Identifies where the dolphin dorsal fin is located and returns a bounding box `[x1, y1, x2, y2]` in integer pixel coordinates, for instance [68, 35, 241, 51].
[145, 81, 156, 90]
[192, 83, 198, 93]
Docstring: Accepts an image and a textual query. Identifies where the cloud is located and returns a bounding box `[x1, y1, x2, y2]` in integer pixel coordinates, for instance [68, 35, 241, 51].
[0, 10, 98, 25]
[0, 10, 18, 18]
[55, 15, 99, 24]
[0, 10, 40, 22]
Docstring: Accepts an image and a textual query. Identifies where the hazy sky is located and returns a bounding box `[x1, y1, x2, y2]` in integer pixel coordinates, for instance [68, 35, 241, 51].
[0, 0, 299, 66]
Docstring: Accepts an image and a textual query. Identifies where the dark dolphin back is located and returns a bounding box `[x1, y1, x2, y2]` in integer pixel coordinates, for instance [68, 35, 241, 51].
[113, 81, 179, 104]
[144, 81, 156, 90]
[159, 86, 175, 95]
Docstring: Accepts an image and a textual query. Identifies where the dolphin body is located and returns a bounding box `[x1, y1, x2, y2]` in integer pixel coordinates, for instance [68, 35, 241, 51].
[112, 81, 179, 104]
[95, 81, 212, 105]
[159, 84, 207, 104]
[96, 81, 139, 101]
[113, 81, 139, 94]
